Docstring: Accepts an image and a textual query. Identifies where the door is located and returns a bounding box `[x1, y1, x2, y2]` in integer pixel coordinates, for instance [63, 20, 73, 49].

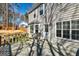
[35, 25, 39, 34]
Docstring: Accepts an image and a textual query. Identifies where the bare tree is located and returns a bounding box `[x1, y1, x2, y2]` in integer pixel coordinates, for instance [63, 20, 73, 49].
[43, 3, 71, 56]
[9, 3, 21, 30]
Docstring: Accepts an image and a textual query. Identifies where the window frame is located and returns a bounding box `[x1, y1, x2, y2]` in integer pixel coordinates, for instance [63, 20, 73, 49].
[56, 21, 62, 37]
[40, 4, 44, 15]
[56, 20, 70, 39]
[30, 25, 34, 33]
[34, 13, 36, 18]
[35, 24, 39, 34]
[63, 21, 70, 39]
[45, 24, 49, 32]
[56, 19, 79, 41]
[71, 19, 79, 40]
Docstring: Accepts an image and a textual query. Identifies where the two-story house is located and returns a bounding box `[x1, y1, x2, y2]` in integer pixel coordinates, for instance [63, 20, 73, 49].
[28, 3, 46, 38]
[28, 3, 79, 55]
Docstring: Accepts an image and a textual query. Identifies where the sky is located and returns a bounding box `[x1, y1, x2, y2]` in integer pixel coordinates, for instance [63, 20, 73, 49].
[6, 3, 32, 25]
[14, 3, 33, 26]
[0, 3, 33, 26]
[16, 3, 33, 15]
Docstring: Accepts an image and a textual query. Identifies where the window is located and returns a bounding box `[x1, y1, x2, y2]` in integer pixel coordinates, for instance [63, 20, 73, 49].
[40, 10, 43, 15]
[56, 22, 61, 30]
[63, 21, 70, 39]
[56, 20, 79, 40]
[63, 30, 70, 39]
[35, 25, 38, 33]
[72, 20, 79, 29]
[30, 25, 33, 33]
[34, 13, 36, 18]
[72, 30, 79, 40]
[45, 24, 48, 32]
[71, 20, 79, 40]
[63, 21, 70, 29]
[56, 22, 61, 37]
[45, 24, 48, 38]
[57, 30, 61, 37]
[40, 4, 43, 15]
[56, 21, 70, 39]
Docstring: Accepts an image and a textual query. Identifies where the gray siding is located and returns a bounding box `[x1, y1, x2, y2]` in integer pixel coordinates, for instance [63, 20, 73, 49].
[28, 3, 79, 55]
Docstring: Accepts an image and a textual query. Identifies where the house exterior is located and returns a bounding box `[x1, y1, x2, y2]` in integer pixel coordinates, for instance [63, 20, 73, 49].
[28, 3, 46, 38]
[28, 3, 79, 55]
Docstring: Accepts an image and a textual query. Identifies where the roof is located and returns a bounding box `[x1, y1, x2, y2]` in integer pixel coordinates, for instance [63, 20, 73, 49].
[27, 3, 43, 14]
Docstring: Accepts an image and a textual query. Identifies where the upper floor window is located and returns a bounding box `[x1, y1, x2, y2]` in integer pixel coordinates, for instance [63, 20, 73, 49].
[40, 4, 43, 15]
[34, 13, 36, 18]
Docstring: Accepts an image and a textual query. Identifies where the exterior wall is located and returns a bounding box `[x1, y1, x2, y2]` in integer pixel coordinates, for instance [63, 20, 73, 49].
[28, 4, 45, 38]
[28, 9, 37, 37]
[46, 3, 79, 55]
[28, 3, 79, 55]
